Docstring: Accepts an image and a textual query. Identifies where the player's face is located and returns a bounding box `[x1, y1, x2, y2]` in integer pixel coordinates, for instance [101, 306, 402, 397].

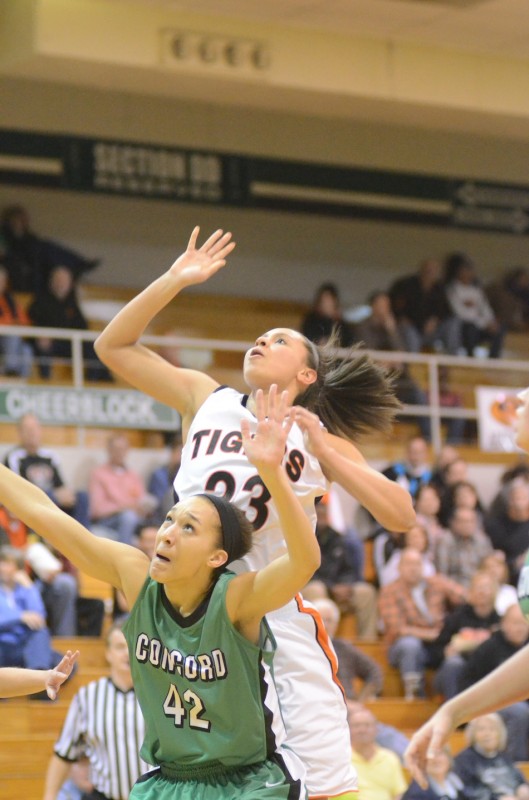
[243, 328, 316, 396]
[515, 388, 529, 451]
[149, 497, 227, 583]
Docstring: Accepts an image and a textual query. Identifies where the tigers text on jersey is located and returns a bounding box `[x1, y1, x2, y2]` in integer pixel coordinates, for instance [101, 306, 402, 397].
[173, 386, 328, 572]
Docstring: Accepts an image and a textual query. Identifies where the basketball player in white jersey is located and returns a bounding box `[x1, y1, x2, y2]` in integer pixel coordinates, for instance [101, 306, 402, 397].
[95, 227, 415, 799]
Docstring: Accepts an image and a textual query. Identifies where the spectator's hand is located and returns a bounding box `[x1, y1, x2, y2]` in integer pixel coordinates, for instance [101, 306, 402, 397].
[168, 226, 236, 288]
[54, 486, 76, 509]
[45, 649, 79, 699]
[14, 569, 33, 588]
[21, 611, 46, 630]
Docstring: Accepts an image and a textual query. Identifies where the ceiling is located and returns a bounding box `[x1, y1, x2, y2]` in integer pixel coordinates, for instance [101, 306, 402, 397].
[126, 0, 529, 59]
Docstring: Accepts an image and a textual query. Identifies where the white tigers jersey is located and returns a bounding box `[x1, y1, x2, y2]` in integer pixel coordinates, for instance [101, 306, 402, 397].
[173, 386, 328, 573]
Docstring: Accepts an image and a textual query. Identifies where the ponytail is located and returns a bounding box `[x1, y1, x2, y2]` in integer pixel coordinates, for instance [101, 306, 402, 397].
[295, 330, 401, 441]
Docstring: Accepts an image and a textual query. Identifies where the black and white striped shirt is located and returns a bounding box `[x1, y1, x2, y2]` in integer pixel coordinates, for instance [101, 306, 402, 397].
[54, 677, 148, 800]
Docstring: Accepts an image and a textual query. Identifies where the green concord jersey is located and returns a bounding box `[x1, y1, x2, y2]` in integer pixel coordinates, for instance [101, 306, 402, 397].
[123, 571, 288, 772]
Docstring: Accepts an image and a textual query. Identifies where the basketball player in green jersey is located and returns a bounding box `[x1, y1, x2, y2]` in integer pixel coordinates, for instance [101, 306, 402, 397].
[0, 650, 78, 698]
[0, 385, 318, 799]
[406, 385, 529, 788]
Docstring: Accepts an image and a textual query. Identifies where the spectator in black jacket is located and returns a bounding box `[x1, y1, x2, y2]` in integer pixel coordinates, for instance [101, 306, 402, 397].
[454, 714, 529, 800]
[485, 479, 529, 584]
[28, 265, 110, 381]
[303, 500, 378, 639]
[389, 259, 461, 354]
[430, 571, 500, 699]
[1, 204, 99, 294]
[402, 747, 466, 800]
[462, 604, 529, 762]
[301, 282, 354, 347]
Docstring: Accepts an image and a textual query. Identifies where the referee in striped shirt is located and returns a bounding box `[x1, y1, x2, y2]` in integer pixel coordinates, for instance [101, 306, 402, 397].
[43, 623, 148, 800]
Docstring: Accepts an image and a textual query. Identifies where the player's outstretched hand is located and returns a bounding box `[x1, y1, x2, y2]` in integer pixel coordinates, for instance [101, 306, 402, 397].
[404, 705, 457, 789]
[168, 226, 236, 287]
[241, 385, 294, 472]
[46, 649, 80, 700]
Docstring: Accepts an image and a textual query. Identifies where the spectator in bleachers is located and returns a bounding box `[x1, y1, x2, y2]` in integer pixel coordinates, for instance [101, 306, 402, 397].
[382, 436, 433, 501]
[89, 431, 157, 546]
[1, 204, 99, 294]
[438, 480, 485, 529]
[485, 479, 529, 584]
[4, 413, 90, 528]
[414, 484, 446, 550]
[303, 498, 378, 639]
[432, 457, 470, 504]
[444, 252, 504, 358]
[434, 507, 493, 589]
[430, 570, 500, 701]
[402, 747, 465, 800]
[454, 714, 529, 800]
[301, 281, 355, 347]
[378, 548, 466, 700]
[480, 551, 518, 616]
[147, 431, 182, 522]
[487, 462, 529, 519]
[0, 503, 29, 548]
[389, 258, 461, 355]
[348, 706, 409, 800]
[461, 603, 529, 762]
[313, 597, 383, 700]
[486, 267, 529, 333]
[0, 546, 62, 691]
[347, 700, 411, 763]
[374, 522, 436, 589]
[28, 264, 111, 381]
[353, 291, 431, 439]
[0, 264, 34, 377]
[430, 445, 461, 489]
[0, 503, 101, 637]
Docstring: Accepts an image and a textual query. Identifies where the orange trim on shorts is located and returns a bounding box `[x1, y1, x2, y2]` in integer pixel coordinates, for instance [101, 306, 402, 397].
[294, 593, 346, 702]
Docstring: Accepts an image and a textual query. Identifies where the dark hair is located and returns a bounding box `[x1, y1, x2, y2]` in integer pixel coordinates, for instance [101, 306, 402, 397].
[313, 282, 340, 306]
[198, 494, 254, 569]
[444, 252, 475, 284]
[295, 329, 401, 440]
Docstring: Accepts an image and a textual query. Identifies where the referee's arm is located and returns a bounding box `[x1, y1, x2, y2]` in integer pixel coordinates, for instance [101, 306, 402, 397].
[43, 753, 72, 800]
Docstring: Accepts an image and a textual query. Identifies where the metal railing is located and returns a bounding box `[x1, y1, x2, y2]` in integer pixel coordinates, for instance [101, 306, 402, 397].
[1, 323, 527, 452]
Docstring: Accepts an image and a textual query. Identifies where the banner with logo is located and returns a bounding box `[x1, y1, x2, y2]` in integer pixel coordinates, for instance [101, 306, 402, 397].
[475, 386, 523, 452]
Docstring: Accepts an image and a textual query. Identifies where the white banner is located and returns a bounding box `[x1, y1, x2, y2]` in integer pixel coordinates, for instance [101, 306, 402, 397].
[475, 386, 523, 452]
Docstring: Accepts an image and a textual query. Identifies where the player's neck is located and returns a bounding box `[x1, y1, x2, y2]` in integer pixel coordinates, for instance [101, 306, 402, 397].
[164, 574, 214, 617]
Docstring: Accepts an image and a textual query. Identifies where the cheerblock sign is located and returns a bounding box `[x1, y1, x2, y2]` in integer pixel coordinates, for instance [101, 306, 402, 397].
[475, 385, 523, 453]
[0, 386, 179, 430]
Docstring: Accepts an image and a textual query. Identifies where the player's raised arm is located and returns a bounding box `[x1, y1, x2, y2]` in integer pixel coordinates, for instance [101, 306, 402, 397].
[0, 463, 148, 601]
[94, 227, 236, 428]
[293, 406, 415, 532]
[227, 386, 321, 629]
